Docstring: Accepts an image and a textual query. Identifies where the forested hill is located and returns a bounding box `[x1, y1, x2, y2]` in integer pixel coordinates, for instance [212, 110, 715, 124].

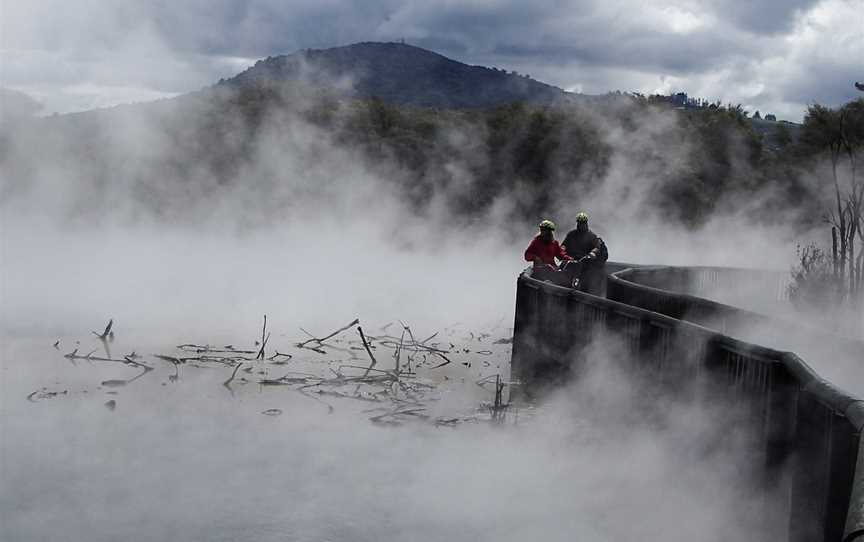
[219, 41, 577, 109]
[3, 41, 844, 234]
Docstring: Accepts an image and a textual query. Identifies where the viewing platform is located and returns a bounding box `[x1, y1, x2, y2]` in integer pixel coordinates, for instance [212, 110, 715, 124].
[512, 263, 864, 541]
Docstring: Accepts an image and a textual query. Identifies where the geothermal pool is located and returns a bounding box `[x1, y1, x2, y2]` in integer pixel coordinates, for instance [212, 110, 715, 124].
[1, 322, 773, 542]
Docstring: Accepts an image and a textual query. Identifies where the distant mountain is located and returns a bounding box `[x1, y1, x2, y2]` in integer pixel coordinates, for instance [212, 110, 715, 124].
[4, 41, 824, 231]
[219, 41, 578, 109]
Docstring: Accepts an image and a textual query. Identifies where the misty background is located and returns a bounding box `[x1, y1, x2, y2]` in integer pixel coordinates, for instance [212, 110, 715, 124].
[0, 70, 840, 542]
[2, 2, 862, 541]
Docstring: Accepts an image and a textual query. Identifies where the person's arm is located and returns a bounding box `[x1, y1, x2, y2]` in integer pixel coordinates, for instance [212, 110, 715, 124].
[556, 241, 573, 262]
[524, 239, 541, 265]
[560, 233, 572, 258]
[594, 237, 608, 262]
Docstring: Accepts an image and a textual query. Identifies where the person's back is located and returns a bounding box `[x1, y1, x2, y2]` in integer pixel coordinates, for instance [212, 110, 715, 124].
[562, 229, 604, 260]
[562, 212, 608, 294]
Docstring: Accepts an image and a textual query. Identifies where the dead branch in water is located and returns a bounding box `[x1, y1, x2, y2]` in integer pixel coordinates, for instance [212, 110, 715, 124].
[53, 315, 508, 427]
[154, 354, 184, 365]
[478, 374, 510, 424]
[369, 334, 452, 356]
[259, 374, 323, 386]
[256, 315, 269, 360]
[257, 332, 271, 360]
[177, 344, 257, 355]
[223, 362, 244, 390]
[357, 326, 377, 377]
[427, 352, 452, 370]
[92, 319, 113, 340]
[402, 323, 419, 372]
[336, 364, 393, 375]
[394, 326, 405, 374]
[266, 351, 293, 363]
[64, 348, 152, 370]
[101, 368, 149, 388]
[296, 318, 360, 349]
[156, 354, 247, 366]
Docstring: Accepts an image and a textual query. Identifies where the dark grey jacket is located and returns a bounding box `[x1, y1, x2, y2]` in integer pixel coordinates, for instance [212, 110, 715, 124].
[562, 229, 608, 263]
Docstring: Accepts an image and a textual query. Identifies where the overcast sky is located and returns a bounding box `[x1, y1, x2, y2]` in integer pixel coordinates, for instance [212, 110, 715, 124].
[2, 0, 862, 121]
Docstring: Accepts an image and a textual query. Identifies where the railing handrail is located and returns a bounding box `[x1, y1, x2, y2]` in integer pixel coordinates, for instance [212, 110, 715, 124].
[524, 268, 855, 406]
[515, 264, 864, 541]
[608, 266, 864, 354]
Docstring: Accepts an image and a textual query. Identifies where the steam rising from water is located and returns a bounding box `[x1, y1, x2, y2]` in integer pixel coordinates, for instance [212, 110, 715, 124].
[2, 333, 772, 542]
[0, 82, 829, 541]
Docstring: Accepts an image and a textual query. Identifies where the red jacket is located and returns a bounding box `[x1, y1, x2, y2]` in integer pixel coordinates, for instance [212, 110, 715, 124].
[524, 235, 571, 266]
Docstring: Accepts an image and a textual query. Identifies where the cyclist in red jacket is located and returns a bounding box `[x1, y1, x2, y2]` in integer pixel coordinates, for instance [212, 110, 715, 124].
[524, 220, 573, 286]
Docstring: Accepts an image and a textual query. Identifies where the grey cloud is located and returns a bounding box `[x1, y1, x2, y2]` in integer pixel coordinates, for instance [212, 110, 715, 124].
[2, 0, 859, 119]
[711, 0, 821, 34]
[7, 1, 761, 73]
[783, 60, 864, 108]
[482, 33, 749, 75]
[374, 1, 746, 74]
[143, 0, 401, 57]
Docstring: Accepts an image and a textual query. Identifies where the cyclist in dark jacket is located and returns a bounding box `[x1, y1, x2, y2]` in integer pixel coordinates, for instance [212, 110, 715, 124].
[562, 212, 608, 294]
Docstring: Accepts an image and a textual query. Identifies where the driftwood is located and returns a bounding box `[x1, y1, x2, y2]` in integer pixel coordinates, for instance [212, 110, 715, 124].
[223, 362, 244, 390]
[177, 344, 257, 355]
[101, 369, 149, 388]
[264, 350, 294, 365]
[92, 319, 113, 341]
[256, 315, 269, 360]
[64, 348, 153, 371]
[357, 326, 377, 377]
[427, 352, 452, 370]
[157, 353, 249, 366]
[477, 374, 513, 424]
[48, 315, 513, 427]
[296, 318, 360, 349]
[394, 327, 405, 374]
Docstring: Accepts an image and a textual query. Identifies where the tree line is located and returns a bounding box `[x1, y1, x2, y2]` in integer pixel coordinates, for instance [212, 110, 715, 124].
[789, 97, 864, 319]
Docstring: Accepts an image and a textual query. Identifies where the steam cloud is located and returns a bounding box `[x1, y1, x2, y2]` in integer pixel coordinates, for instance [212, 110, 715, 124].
[0, 57, 846, 541]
